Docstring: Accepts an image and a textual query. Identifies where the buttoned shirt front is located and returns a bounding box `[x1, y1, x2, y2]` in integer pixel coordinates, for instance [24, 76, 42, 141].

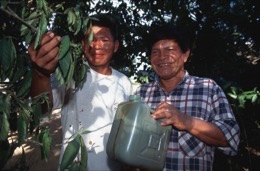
[135, 71, 240, 171]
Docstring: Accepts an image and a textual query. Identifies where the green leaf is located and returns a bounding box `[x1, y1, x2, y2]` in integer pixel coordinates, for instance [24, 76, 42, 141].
[79, 136, 87, 171]
[30, 103, 42, 133]
[60, 134, 80, 171]
[16, 70, 32, 98]
[17, 115, 26, 145]
[58, 35, 70, 60]
[42, 0, 50, 16]
[20, 19, 36, 36]
[36, 0, 43, 10]
[54, 66, 65, 85]
[74, 17, 82, 35]
[24, 31, 34, 45]
[74, 63, 88, 88]
[0, 37, 16, 73]
[17, 100, 32, 122]
[38, 128, 45, 143]
[69, 162, 79, 171]
[230, 86, 238, 95]
[80, 64, 88, 83]
[88, 22, 93, 45]
[82, 17, 89, 35]
[66, 9, 76, 26]
[0, 94, 11, 115]
[24, 11, 41, 21]
[11, 67, 27, 84]
[227, 93, 237, 99]
[59, 52, 72, 82]
[245, 93, 254, 100]
[0, 139, 11, 169]
[31, 91, 49, 105]
[0, 113, 10, 141]
[73, 9, 82, 35]
[20, 11, 39, 43]
[65, 57, 75, 84]
[41, 129, 52, 161]
[238, 95, 245, 108]
[34, 13, 47, 49]
[252, 94, 258, 103]
[38, 131, 45, 159]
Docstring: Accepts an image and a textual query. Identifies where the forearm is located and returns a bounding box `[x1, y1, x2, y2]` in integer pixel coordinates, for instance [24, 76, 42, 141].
[186, 117, 229, 147]
[153, 102, 231, 147]
[31, 69, 53, 113]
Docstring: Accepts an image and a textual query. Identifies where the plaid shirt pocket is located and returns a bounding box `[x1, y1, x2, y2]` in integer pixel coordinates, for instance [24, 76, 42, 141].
[178, 132, 206, 157]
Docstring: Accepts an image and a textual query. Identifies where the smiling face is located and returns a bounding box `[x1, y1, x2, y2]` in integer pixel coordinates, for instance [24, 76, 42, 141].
[83, 25, 119, 74]
[150, 39, 190, 81]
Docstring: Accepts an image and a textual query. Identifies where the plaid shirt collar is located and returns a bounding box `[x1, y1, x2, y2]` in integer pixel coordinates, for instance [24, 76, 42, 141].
[153, 70, 190, 94]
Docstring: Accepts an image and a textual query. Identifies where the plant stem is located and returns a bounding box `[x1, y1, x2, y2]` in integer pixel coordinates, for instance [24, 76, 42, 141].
[0, 6, 37, 33]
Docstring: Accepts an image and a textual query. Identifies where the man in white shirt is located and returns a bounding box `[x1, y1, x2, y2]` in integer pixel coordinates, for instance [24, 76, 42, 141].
[29, 14, 132, 170]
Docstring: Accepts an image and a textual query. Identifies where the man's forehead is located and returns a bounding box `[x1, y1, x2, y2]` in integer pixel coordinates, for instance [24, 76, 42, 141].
[152, 40, 178, 49]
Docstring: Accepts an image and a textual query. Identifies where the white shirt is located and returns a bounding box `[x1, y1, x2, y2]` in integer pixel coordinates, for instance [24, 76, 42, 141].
[52, 66, 132, 170]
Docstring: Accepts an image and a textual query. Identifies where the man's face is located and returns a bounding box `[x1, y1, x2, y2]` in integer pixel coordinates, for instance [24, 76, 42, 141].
[83, 26, 119, 69]
[150, 39, 189, 80]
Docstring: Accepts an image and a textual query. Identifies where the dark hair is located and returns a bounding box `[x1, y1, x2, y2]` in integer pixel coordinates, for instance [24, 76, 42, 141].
[146, 24, 191, 55]
[89, 13, 119, 40]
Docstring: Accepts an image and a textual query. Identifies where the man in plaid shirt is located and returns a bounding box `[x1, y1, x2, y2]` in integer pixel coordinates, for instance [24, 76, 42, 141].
[134, 24, 240, 171]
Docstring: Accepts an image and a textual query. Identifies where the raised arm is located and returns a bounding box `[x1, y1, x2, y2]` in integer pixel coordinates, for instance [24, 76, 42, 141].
[28, 32, 61, 112]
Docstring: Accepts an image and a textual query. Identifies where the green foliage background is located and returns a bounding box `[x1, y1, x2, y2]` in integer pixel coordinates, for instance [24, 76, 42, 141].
[0, 0, 259, 170]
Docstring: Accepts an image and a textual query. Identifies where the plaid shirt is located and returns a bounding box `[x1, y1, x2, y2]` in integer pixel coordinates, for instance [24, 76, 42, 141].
[135, 72, 240, 171]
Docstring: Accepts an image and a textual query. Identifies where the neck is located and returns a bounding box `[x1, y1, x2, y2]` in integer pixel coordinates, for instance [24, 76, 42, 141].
[159, 71, 185, 93]
[91, 65, 112, 75]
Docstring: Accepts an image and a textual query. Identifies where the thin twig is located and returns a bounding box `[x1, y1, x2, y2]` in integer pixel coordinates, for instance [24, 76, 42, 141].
[0, 6, 37, 33]
[7, 0, 25, 5]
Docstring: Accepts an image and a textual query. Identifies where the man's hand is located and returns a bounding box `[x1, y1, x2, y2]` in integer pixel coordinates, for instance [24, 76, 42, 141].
[28, 32, 61, 76]
[151, 101, 193, 131]
[152, 101, 229, 146]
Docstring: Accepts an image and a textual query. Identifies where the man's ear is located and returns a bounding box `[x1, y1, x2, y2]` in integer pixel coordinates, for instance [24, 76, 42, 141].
[114, 40, 119, 53]
[183, 50, 190, 63]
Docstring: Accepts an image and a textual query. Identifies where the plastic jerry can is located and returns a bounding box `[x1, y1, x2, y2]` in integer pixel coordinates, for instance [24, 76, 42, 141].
[107, 95, 172, 170]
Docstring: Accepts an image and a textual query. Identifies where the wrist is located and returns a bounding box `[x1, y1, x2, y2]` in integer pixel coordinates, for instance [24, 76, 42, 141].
[32, 68, 50, 79]
[32, 67, 51, 79]
[184, 115, 194, 132]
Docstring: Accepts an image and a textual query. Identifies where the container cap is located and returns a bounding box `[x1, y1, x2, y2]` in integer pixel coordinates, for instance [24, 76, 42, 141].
[129, 95, 141, 101]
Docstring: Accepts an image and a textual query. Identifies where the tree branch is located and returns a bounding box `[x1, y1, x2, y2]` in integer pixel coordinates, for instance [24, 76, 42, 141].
[0, 6, 37, 33]
[7, 0, 25, 5]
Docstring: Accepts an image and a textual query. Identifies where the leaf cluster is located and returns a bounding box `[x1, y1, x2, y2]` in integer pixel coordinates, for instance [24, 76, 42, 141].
[0, 0, 91, 169]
